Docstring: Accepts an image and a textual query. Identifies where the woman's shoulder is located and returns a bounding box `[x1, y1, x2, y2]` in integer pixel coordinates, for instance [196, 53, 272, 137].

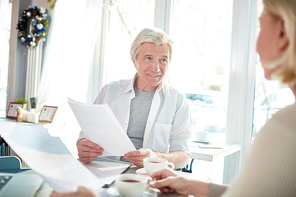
[271, 103, 296, 124]
[257, 103, 296, 141]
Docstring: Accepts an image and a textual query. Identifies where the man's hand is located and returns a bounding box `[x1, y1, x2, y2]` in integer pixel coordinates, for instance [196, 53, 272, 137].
[150, 168, 209, 197]
[50, 186, 98, 197]
[77, 139, 104, 163]
[123, 148, 158, 167]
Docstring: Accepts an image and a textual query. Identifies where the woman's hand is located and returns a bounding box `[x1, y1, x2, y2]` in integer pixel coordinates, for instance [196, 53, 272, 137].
[50, 186, 99, 197]
[150, 168, 177, 180]
[150, 168, 209, 197]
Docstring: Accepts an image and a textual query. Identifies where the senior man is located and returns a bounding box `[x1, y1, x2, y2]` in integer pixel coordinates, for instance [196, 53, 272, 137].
[76, 27, 191, 169]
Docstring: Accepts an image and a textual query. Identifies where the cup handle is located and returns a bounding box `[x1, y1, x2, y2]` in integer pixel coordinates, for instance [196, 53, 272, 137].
[146, 177, 153, 189]
[167, 162, 175, 170]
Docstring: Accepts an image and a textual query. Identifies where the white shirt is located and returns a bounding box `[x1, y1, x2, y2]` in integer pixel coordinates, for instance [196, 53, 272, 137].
[79, 75, 191, 154]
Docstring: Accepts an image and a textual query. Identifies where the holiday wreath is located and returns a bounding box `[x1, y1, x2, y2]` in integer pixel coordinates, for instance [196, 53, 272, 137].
[16, 6, 48, 49]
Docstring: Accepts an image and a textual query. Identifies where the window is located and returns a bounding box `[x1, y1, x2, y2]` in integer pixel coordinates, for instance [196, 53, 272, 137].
[169, 0, 233, 144]
[103, 0, 233, 145]
[0, 1, 12, 117]
[104, 0, 155, 84]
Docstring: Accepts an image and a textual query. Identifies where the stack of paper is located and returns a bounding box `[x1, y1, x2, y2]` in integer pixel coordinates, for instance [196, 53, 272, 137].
[0, 124, 103, 193]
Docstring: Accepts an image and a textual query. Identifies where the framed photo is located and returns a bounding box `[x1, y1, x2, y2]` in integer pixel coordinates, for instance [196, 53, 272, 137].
[39, 106, 58, 123]
[6, 102, 24, 119]
[30, 97, 36, 109]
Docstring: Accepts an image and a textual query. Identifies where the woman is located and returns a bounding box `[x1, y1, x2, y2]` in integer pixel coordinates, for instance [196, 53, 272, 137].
[150, 0, 296, 196]
[51, 0, 296, 196]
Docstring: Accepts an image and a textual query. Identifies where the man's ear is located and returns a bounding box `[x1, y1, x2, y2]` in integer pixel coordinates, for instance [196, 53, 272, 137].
[133, 61, 137, 70]
[278, 19, 289, 51]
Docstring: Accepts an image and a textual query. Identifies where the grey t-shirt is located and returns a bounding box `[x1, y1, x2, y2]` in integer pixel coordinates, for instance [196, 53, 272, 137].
[120, 86, 156, 162]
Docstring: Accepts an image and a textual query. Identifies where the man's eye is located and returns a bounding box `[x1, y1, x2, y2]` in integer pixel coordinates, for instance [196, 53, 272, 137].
[145, 57, 152, 60]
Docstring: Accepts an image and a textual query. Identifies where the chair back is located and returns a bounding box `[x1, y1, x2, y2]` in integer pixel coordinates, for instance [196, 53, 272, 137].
[0, 156, 22, 171]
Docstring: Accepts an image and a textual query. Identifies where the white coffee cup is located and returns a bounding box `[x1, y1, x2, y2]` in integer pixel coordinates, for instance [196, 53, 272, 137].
[143, 157, 175, 175]
[115, 173, 152, 197]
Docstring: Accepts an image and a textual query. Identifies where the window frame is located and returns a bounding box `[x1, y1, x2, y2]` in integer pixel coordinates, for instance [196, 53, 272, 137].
[223, 0, 258, 183]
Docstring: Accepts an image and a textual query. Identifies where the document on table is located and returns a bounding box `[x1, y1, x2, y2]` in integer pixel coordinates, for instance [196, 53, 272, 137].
[83, 160, 131, 185]
[0, 124, 104, 194]
[68, 98, 136, 156]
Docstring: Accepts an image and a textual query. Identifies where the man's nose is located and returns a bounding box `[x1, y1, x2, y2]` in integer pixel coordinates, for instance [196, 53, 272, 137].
[151, 60, 160, 72]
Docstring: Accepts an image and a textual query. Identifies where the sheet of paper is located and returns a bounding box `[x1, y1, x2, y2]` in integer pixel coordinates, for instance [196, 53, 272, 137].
[83, 161, 130, 185]
[68, 98, 136, 156]
[0, 123, 104, 193]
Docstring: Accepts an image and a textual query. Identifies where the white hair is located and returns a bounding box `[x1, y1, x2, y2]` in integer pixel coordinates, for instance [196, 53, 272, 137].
[130, 27, 174, 63]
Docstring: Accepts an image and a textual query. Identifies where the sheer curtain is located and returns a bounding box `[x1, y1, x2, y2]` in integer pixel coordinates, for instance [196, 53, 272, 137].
[37, 0, 103, 156]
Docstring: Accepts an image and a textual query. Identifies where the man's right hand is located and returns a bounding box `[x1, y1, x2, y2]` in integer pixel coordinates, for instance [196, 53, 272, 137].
[77, 139, 104, 163]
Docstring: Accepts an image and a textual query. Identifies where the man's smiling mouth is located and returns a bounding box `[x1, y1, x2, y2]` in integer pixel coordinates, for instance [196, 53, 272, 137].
[148, 74, 161, 77]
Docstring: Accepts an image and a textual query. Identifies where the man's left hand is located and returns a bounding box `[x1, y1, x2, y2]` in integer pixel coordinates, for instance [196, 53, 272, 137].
[123, 148, 158, 167]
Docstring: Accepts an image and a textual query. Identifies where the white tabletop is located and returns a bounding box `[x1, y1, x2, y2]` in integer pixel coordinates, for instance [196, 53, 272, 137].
[190, 142, 241, 162]
[0, 117, 64, 129]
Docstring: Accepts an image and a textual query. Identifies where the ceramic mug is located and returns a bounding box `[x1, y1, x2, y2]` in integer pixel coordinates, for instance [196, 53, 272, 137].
[143, 157, 175, 175]
[115, 173, 152, 197]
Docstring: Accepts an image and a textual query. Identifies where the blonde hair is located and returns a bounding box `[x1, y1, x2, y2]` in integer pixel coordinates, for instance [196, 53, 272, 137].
[130, 27, 173, 63]
[263, 0, 296, 84]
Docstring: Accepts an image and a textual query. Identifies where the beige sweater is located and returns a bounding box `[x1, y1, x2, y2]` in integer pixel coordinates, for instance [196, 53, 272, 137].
[210, 103, 296, 197]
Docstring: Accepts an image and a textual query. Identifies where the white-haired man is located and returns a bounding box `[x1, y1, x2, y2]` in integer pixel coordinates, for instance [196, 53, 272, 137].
[76, 27, 191, 169]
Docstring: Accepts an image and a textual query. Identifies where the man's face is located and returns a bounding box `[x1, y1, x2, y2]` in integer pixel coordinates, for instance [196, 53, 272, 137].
[134, 42, 170, 92]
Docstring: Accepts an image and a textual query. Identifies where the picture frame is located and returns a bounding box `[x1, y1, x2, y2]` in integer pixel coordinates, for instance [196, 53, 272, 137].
[6, 102, 24, 119]
[30, 97, 36, 109]
[39, 105, 58, 123]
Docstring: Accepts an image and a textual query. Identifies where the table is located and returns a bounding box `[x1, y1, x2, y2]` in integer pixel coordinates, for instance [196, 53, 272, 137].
[185, 143, 240, 173]
[0, 117, 64, 129]
[21, 161, 210, 197]
[190, 143, 241, 162]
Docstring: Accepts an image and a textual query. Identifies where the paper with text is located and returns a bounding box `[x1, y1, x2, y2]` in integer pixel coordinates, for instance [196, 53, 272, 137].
[68, 98, 136, 156]
[0, 124, 103, 193]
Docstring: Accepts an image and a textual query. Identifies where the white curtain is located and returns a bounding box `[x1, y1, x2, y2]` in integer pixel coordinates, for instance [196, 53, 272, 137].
[37, 0, 103, 156]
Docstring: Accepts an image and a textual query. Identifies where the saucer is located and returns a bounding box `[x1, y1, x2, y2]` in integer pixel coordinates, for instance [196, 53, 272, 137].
[136, 168, 148, 175]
